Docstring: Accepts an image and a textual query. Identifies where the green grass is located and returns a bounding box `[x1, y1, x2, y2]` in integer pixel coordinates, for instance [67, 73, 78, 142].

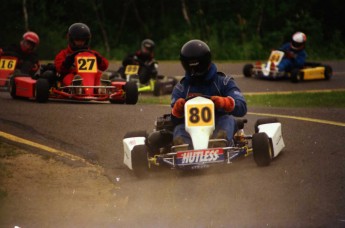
[138, 91, 345, 108]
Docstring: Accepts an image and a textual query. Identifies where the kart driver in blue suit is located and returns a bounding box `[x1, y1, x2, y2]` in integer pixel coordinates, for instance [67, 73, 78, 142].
[171, 39, 247, 147]
[277, 31, 307, 72]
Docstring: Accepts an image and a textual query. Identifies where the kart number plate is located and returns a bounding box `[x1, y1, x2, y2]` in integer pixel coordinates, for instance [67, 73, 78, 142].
[268, 50, 284, 64]
[76, 56, 97, 73]
[125, 65, 139, 75]
[0, 58, 17, 71]
[176, 148, 224, 166]
[186, 103, 214, 127]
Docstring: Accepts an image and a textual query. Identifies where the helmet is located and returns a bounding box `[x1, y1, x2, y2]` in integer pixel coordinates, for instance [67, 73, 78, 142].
[21, 31, 40, 53]
[291, 32, 307, 50]
[68, 23, 91, 51]
[141, 39, 155, 52]
[180, 39, 211, 77]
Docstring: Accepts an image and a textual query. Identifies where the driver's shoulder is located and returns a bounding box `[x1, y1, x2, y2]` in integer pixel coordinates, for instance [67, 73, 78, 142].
[215, 72, 234, 85]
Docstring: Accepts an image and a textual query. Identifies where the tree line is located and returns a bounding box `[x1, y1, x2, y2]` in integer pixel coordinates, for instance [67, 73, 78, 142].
[1, 0, 344, 60]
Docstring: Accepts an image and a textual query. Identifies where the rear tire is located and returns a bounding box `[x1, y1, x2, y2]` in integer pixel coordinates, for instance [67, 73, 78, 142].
[124, 81, 138, 104]
[254, 117, 279, 133]
[252, 132, 272, 166]
[324, 65, 332, 80]
[35, 78, 50, 103]
[243, 64, 254, 77]
[131, 145, 150, 178]
[153, 81, 162, 96]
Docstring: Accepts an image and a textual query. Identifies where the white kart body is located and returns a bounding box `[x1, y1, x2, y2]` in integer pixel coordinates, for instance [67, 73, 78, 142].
[260, 50, 284, 77]
[122, 96, 284, 170]
[258, 122, 285, 157]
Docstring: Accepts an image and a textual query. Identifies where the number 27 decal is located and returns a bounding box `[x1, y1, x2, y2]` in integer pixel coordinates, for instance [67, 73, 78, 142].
[76, 56, 97, 73]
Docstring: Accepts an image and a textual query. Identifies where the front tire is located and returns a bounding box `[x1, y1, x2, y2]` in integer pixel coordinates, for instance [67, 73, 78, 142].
[9, 76, 18, 99]
[131, 145, 150, 178]
[243, 64, 254, 77]
[124, 81, 138, 104]
[252, 132, 272, 166]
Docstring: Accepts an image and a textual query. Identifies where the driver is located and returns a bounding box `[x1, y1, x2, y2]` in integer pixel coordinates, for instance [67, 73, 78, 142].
[116, 39, 158, 84]
[171, 39, 247, 146]
[0, 31, 40, 76]
[55, 22, 109, 86]
[276, 31, 307, 72]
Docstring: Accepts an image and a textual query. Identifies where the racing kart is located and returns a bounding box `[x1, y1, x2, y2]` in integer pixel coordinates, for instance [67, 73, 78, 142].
[110, 63, 177, 96]
[9, 51, 138, 104]
[123, 96, 285, 177]
[0, 54, 18, 90]
[243, 50, 333, 82]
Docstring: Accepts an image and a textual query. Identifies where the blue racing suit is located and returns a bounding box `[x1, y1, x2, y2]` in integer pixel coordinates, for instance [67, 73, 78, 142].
[171, 63, 247, 146]
[278, 42, 307, 72]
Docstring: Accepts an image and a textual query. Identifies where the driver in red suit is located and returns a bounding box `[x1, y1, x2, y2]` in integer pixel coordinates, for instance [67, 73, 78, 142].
[55, 22, 109, 86]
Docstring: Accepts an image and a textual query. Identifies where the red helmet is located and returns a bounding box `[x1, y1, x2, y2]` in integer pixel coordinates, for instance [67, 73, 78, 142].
[21, 31, 40, 53]
[23, 31, 40, 45]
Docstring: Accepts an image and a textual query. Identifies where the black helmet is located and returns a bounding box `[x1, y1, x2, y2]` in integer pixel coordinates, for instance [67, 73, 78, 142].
[68, 23, 91, 51]
[141, 39, 155, 52]
[180, 39, 211, 77]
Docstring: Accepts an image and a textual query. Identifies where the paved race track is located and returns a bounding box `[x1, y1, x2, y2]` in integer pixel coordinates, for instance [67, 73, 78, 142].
[0, 62, 344, 226]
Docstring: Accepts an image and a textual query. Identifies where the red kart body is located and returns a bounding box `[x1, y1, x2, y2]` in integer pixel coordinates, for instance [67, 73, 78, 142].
[9, 52, 138, 104]
[0, 56, 17, 88]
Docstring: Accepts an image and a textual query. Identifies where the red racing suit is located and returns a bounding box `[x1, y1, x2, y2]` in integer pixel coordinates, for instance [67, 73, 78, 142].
[54, 46, 109, 86]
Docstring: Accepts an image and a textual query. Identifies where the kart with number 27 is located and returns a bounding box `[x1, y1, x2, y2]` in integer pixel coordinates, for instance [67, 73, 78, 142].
[122, 96, 285, 178]
[9, 50, 138, 104]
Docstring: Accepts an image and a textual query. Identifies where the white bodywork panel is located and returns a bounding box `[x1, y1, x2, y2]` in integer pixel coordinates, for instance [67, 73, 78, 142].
[262, 50, 284, 76]
[123, 137, 146, 170]
[258, 123, 285, 157]
[185, 97, 215, 150]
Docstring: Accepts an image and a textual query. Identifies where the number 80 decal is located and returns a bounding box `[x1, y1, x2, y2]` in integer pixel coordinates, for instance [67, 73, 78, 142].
[186, 104, 214, 127]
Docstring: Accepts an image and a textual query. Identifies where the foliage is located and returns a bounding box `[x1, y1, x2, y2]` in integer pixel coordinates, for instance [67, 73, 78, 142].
[1, 0, 344, 60]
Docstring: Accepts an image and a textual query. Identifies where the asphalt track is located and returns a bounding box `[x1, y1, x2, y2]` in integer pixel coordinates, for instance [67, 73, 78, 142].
[0, 61, 345, 226]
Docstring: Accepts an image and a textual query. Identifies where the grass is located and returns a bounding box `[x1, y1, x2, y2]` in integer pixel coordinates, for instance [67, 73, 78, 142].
[138, 91, 345, 108]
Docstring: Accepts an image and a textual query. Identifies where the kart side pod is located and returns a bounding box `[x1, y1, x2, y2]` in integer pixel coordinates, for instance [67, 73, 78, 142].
[257, 123, 285, 157]
[123, 137, 145, 170]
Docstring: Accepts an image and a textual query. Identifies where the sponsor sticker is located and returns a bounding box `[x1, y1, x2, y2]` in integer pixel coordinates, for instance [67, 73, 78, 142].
[176, 148, 224, 166]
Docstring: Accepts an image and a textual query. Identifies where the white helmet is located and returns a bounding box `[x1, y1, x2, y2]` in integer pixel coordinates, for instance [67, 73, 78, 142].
[291, 32, 307, 50]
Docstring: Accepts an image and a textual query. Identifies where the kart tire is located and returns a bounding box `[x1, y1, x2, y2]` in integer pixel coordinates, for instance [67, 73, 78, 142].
[9, 76, 18, 99]
[123, 130, 148, 139]
[124, 81, 138, 104]
[131, 145, 150, 178]
[35, 78, 50, 103]
[254, 117, 279, 133]
[243, 64, 254, 77]
[153, 81, 162, 96]
[290, 69, 302, 83]
[253, 132, 272, 167]
[324, 65, 332, 80]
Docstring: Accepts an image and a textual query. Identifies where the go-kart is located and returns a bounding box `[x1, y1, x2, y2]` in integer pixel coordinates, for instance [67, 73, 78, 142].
[110, 63, 177, 96]
[243, 50, 333, 82]
[0, 54, 18, 90]
[123, 96, 285, 177]
[9, 51, 138, 104]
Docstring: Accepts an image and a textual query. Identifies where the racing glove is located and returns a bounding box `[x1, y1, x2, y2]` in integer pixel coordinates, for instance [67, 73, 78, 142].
[172, 98, 186, 118]
[285, 51, 296, 59]
[62, 53, 76, 69]
[211, 96, 235, 112]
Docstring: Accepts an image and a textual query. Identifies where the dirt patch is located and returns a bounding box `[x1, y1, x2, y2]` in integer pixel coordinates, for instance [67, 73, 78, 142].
[0, 142, 125, 227]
